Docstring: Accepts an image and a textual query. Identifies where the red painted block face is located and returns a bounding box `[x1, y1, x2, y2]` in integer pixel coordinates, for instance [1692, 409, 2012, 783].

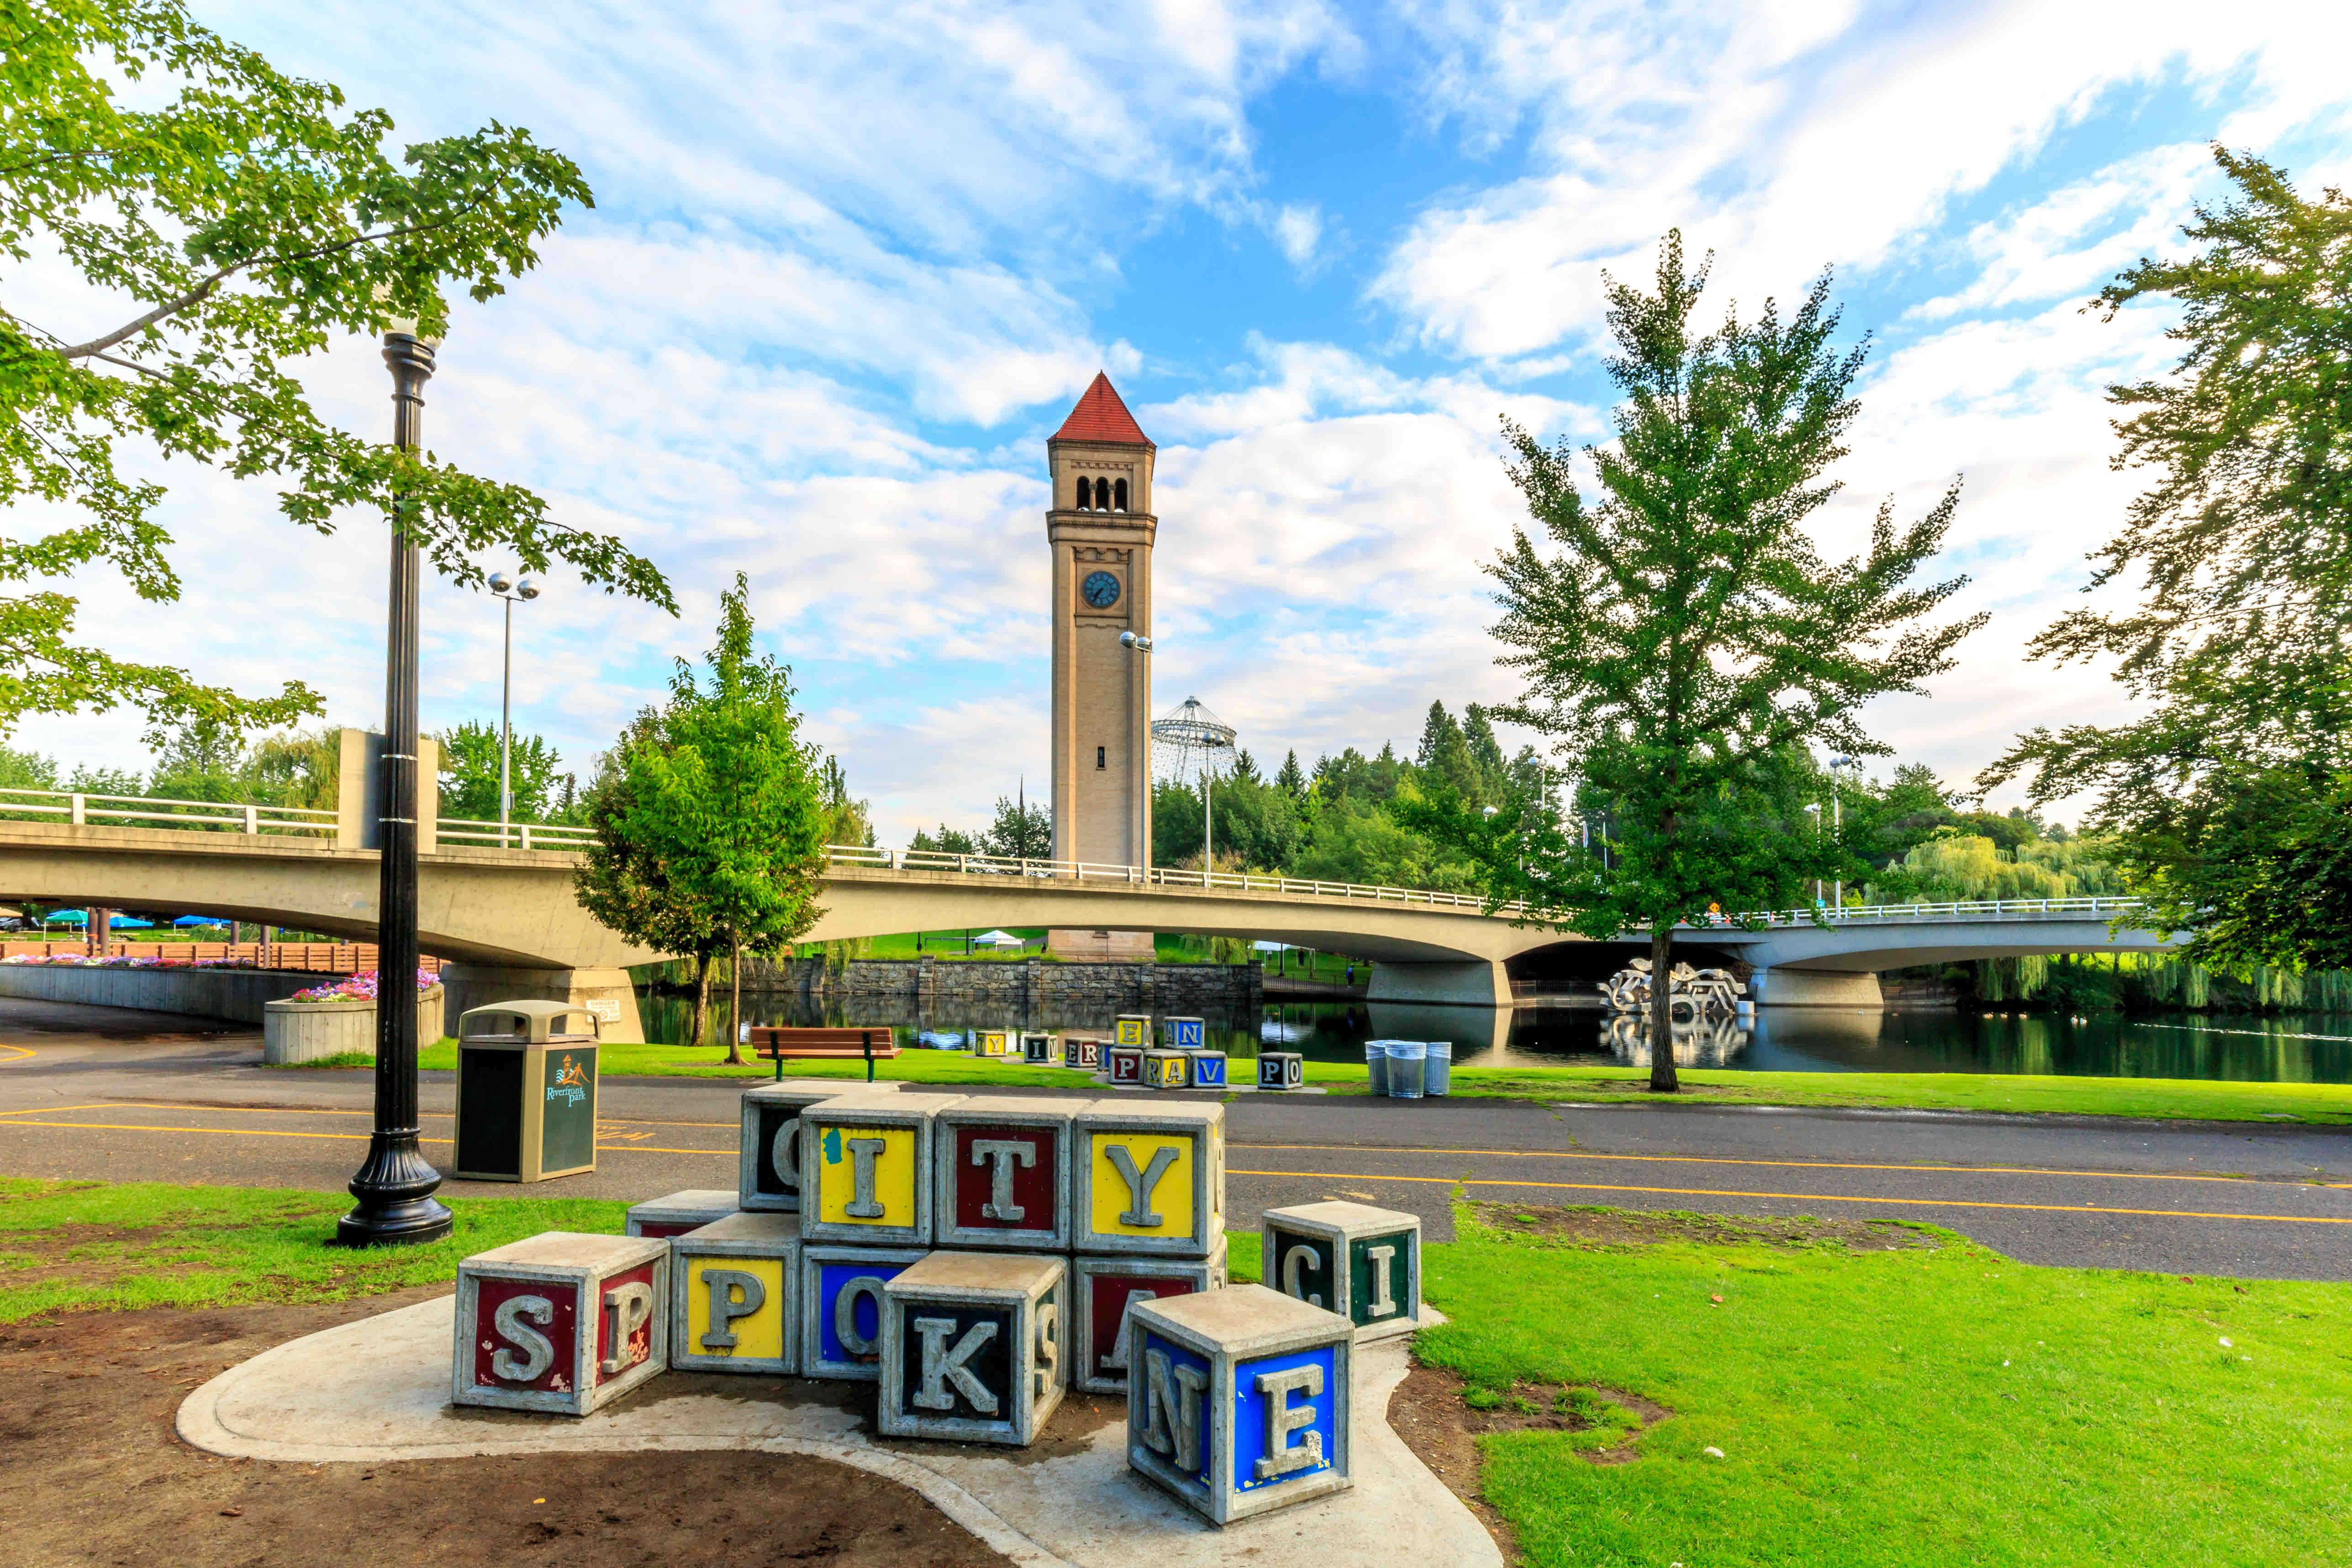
[1085, 1270, 1199, 1381]
[594, 1261, 661, 1385]
[951, 1125, 1059, 1232]
[471, 1276, 582, 1396]
[1108, 1047, 1142, 1084]
[630, 1221, 701, 1241]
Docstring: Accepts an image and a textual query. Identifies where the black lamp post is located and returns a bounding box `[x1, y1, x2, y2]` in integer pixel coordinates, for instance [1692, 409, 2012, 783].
[338, 319, 454, 1247]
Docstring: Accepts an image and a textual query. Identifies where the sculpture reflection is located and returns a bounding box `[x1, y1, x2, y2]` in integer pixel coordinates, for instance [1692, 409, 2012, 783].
[1603, 1011, 1753, 1068]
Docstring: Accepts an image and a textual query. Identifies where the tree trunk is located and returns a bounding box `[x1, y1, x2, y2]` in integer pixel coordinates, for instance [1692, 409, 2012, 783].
[692, 953, 712, 1051]
[724, 929, 746, 1066]
[1648, 923, 1679, 1092]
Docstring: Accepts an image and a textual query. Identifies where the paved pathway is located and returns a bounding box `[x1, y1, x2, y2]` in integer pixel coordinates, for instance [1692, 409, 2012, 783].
[4, 998, 2347, 1280]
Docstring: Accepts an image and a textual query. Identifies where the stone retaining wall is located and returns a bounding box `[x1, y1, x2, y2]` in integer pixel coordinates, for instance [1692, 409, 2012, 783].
[740, 956, 1261, 1011]
[264, 987, 446, 1064]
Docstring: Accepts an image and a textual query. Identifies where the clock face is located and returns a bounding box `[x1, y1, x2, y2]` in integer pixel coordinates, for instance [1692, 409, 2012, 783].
[1081, 570, 1122, 609]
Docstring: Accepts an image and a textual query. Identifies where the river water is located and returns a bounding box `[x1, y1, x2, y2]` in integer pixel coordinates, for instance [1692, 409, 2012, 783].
[637, 990, 2352, 1083]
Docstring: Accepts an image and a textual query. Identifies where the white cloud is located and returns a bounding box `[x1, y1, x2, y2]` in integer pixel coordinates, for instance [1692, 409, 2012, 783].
[1272, 202, 1324, 267]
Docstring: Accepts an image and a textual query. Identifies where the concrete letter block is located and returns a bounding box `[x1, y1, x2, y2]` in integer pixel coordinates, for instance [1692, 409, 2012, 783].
[1113, 1014, 1152, 1048]
[1164, 1016, 1205, 1051]
[1071, 1240, 1228, 1394]
[454, 1232, 669, 1416]
[1072, 1100, 1224, 1258]
[1126, 1283, 1353, 1524]
[1021, 1032, 1054, 1065]
[623, 1189, 738, 1240]
[1261, 1200, 1422, 1340]
[1187, 1052, 1229, 1089]
[1143, 1048, 1190, 1089]
[1256, 1051, 1304, 1090]
[933, 1097, 1074, 1251]
[667, 1211, 802, 1374]
[1106, 1044, 1144, 1086]
[974, 1028, 1012, 1059]
[799, 1093, 963, 1246]
[1062, 1035, 1101, 1070]
[798, 1243, 928, 1381]
[879, 1252, 1066, 1445]
[739, 1081, 895, 1213]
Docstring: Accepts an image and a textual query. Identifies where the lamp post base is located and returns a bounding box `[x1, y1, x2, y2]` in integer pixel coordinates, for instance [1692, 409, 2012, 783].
[338, 1133, 454, 1247]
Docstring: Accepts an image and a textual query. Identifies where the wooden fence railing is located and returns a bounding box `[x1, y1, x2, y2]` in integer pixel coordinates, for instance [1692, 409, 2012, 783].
[0, 940, 443, 975]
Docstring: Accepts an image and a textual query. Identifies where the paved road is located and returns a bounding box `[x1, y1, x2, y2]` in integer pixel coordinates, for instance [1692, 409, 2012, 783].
[4, 998, 2348, 1280]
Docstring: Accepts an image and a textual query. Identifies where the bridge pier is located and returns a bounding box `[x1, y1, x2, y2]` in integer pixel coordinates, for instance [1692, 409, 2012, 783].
[437, 964, 646, 1043]
[1748, 967, 1883, 1008]
[1365, 958, 1510, 1008]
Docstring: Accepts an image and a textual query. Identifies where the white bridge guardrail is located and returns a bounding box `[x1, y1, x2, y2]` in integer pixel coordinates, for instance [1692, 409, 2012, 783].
[0, 786, 2143, 925]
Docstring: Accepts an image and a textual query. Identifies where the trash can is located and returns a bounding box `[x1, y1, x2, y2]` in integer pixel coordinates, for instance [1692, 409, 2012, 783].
[1364, 1040, 1391, 1096]
[1386, 1040, 1426, 1098]
[1423, 1040, 1453, 1097]
[454, 1001, 602, 1182]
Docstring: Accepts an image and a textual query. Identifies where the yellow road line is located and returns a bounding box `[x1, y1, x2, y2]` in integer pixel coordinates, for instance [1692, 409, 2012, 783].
[32, 1102, 735, 1130]
[1232, 1142, 2315, 1187]
[1227, 1167, 2352, 1226]
[0, 1103, 116, 1117]
[0, 1117, 728, 1155]
[0, 1044, 37, 1064]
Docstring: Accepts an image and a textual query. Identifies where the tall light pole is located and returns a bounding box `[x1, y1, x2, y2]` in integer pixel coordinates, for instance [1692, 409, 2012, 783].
[487, 571, 540, 847]
[339, 315, 453, 1248]
[1827, 755, 1862, 909]
[1804, 802, 1824, 907]
[1119, 631, 1153, 867]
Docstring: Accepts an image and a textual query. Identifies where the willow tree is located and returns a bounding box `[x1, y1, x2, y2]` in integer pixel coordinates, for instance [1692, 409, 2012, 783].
[2, 1, 673, 742]
[1408, 235, 1980, 1089]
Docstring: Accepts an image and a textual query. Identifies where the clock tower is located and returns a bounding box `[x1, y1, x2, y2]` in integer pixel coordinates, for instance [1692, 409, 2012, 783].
[1047, 372, 1154, 867]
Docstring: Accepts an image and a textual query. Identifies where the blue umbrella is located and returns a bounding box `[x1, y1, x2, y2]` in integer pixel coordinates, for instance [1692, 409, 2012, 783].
[110, 916, 153, 930]
[171, 915, 229, 928]
[44, 909, 88, 926]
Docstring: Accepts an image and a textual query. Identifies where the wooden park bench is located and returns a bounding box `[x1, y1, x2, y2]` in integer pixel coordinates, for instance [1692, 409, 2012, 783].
[751, 1025, 898, 1081]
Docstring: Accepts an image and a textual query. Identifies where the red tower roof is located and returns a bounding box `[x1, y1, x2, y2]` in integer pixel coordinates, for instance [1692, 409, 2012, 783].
[1051, 372, 1153, 447]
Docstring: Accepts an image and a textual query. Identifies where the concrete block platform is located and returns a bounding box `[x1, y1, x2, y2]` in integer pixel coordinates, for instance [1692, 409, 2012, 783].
[176, 1293, 1498, 1568]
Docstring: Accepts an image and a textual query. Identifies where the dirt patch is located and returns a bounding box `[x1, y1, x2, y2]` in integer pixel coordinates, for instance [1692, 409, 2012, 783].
[0, 1294, 1013, 1567]
[1387, 1362, 1674, 1558]
[1469, 1198, 1940, 1252]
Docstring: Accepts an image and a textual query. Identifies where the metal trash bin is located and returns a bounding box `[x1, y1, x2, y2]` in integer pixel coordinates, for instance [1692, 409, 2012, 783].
[1385, 1040, 1426, 1098]
[1423, 1040, 1454, 1097]
[1364, 1040, 1391, 1096]
[454, 1000, 602, 1182]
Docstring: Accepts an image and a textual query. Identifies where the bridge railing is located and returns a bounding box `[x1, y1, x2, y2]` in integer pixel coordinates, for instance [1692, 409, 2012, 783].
[436, 816, 598, 850]
[1688, 895, 2143, 929]
[0, 786, 338, 837]
[827, 843, 1529, 913]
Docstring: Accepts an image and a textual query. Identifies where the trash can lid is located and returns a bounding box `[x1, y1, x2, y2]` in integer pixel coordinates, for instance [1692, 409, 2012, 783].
[459, 999, 602, 1041]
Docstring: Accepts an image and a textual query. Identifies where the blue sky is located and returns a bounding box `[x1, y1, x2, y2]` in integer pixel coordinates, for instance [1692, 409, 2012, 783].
[19, 0, 2352, 841]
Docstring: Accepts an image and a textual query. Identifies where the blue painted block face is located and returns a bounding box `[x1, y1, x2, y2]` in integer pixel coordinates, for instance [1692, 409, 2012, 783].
[815, 1258, 908, 1370]
[1133, 1330, 1216, 1491]
[1232, 1345, 1338, 1494]
[1167, 1018, 1205, 1051]
[1190, 1054, 1228, 1088]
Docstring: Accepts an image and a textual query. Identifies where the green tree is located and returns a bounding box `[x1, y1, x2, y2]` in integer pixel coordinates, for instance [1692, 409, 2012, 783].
[981, 791, 1051, 860]
[819, 755, 873, 848]
[1985, 148, 2352, 971]
[0, 741, 58, 791]
[1, 1, 673, 745]
[572, 705, 724, 1046]
[437, 719, 562, 822]
[909, 824, 978, 856]
[1408, 235, 1980, 1088]
[606, 576, 828, 1064]
[1275, 749, 1308, 800]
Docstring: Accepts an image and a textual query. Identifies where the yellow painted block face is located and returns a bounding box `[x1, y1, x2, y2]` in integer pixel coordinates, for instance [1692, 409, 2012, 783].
[1114, 1018, 1150, 1047]
[815, 1124, 917, 1228]
[1145, 1054, 1189, 1088]
[976, 1030, 1009, 1058]
[1088, 1132, 1195, 1238]
[682, 1254, 786, 1360]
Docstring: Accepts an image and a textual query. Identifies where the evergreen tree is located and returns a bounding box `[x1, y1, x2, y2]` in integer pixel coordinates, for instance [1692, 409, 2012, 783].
[1276, 749, 1308, 800]
[981, 792, 1052, 859]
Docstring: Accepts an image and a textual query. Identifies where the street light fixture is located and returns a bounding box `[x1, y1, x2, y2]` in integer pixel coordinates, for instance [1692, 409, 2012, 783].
[1826, 755, 1863, 909]
[487, 571, 541, 848]
[339, 313, 453, 1248]
[1803, 802, 1824, 908]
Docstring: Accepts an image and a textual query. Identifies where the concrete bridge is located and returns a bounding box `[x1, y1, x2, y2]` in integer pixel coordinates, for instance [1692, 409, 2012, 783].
[0, 795, 2179, 1037]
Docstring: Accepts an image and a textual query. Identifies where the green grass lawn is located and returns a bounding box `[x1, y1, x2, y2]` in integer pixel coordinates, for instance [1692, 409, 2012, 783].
[4, 1179, 2342, 1562]
[267, 1040, 2352, 1122]
[1417, 1202, 2350, 1566]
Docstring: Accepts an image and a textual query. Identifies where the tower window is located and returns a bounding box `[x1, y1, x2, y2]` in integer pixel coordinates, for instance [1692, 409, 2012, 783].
[1113, 477, 1128, 512]
[1074, 476, 1091, 511]
[1096, 746, 1106, 770]
[1094, 477, 1112, 510]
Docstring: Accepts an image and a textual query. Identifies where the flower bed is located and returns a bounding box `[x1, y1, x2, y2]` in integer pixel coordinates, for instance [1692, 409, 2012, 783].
[264, 971, 445, 1065]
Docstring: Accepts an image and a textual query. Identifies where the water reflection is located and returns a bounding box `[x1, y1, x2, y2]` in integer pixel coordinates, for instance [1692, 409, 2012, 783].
[635, 987, 2352, 1083]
